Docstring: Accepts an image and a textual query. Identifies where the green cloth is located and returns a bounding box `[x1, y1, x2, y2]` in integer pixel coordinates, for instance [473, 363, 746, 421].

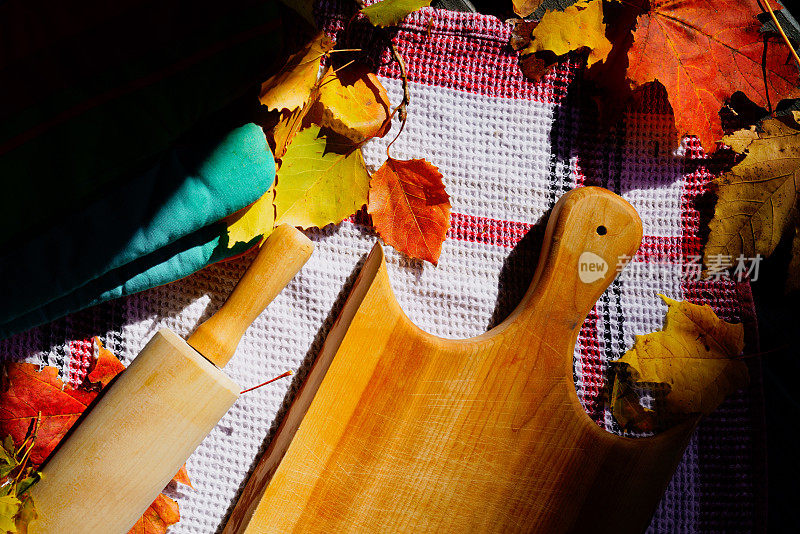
[0, 123, 275, 339]
[0, 0, 283, 248]
[0, 0, 288, 338]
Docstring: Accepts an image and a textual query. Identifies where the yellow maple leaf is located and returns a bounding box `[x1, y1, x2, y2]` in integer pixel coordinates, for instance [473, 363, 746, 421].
[274, 125, 369, 229]
[706, 116, 800, 266]
[259, 33, 334, 112]
[613, 295, 748, 426]
[318, 65, 391, 144]
[521, 0, 612, 68]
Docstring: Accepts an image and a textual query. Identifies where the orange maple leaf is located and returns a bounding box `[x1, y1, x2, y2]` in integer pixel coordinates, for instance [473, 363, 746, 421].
[626, 0, 800, 149]
[0, 363, 95, 466]
[1, 339, 191, 533]
[368, 157, 451, 265]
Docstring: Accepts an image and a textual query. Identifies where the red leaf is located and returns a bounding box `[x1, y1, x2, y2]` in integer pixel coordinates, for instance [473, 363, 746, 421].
[87, 336, 126, 388]
[368, 157, 451, 265]
[127, 494, 180, 534]
[1, 340, 189, 532]
[0, 363, 96, 466]
[626, 0, 800, 149]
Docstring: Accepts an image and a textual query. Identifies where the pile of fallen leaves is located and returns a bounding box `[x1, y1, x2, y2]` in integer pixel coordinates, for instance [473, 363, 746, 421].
[0, 339, 191, 533]
[511, 0, 800, 290]
[231, 0, 451, 265]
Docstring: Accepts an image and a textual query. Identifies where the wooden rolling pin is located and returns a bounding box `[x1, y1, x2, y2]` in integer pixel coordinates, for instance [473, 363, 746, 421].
[224, 187, 697, 534]
[29, 224, 313, 534]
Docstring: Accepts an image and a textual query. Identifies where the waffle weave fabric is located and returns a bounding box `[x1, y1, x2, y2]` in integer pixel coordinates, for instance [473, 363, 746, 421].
[0, 3, 765, 533]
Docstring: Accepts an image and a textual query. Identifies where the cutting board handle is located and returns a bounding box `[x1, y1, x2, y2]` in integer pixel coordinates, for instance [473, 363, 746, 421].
[514, 186, 643, 335]
[188, 224, 314, 367]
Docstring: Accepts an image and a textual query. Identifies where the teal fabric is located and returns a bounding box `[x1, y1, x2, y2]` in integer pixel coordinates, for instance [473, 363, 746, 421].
[0, 0, 283, 248]
[0, 123, 275, 339]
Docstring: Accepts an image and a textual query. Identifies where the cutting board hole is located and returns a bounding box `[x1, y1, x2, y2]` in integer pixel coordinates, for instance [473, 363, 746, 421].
[596, 225, 607, 235]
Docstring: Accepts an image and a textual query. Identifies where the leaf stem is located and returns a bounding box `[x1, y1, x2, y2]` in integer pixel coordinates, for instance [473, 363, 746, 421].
[759, 0, 800, 70]
[332, 59, 357, 75]
[386, 41, 411, 158]
[240, 371, 293, 394]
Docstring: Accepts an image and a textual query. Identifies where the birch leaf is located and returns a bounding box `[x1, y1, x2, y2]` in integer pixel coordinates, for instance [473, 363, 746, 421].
[361, 0, 432, 28]
[368, 157, 450, 265]
[223, 188, 276, 251]
[259, 33, 334, 112]
[274, 125, 370, 228]
[318, 65, 391, 143]
[0, 494, 20, 533]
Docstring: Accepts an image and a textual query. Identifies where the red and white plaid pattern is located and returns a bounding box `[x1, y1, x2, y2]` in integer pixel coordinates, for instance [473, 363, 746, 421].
[0, 3, 764, 532]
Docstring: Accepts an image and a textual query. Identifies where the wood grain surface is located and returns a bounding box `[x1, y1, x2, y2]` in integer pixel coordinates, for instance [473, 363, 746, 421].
[225, 187, 697, 534]
[30, 329, 240, 534]
[189, 224, 314, 367]
[29, 224, 314, 534]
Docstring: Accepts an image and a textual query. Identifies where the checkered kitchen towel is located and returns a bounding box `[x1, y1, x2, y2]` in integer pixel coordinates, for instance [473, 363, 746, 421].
[0, 3, 765, 532]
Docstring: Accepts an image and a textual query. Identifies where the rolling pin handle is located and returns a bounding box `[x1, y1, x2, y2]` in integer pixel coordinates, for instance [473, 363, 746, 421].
[188, 224, 314, 367]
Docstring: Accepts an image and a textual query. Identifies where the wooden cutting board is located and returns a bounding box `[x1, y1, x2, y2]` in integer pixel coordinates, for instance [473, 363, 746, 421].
[224, 187, 698, 534]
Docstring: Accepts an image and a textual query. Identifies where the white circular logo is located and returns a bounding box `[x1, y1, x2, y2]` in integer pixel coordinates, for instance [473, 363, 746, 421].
[578, 252, 608, 283]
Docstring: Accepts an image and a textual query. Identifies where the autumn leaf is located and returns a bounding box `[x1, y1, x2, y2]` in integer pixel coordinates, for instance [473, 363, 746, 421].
[259, 32, 334, 112]
[125, 463, 191, 534]
[0, 494, 20, 533]
[173, 464, 192, 488]
[274, 125, 370, 228]
[511, 0, 612, 84]
[317, 64, 391, 143]
[513, 0, 544, 18]
[268, 104, 316, 160]
[626, 0, 800, 149]
[87, 336, 126, 388]
[13, 495, 35, 534]
[361, 0, 432, 28]
[705, 115, 800, 269]
[127, 494, 180, 534]
[0, 363, 95, 467]
[368, 157, 450, 264]
[523, 0, 612, 66]
[221, 187, 276, 252]
[611, 295, 748, 430]
[1, 433, 40, 533]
